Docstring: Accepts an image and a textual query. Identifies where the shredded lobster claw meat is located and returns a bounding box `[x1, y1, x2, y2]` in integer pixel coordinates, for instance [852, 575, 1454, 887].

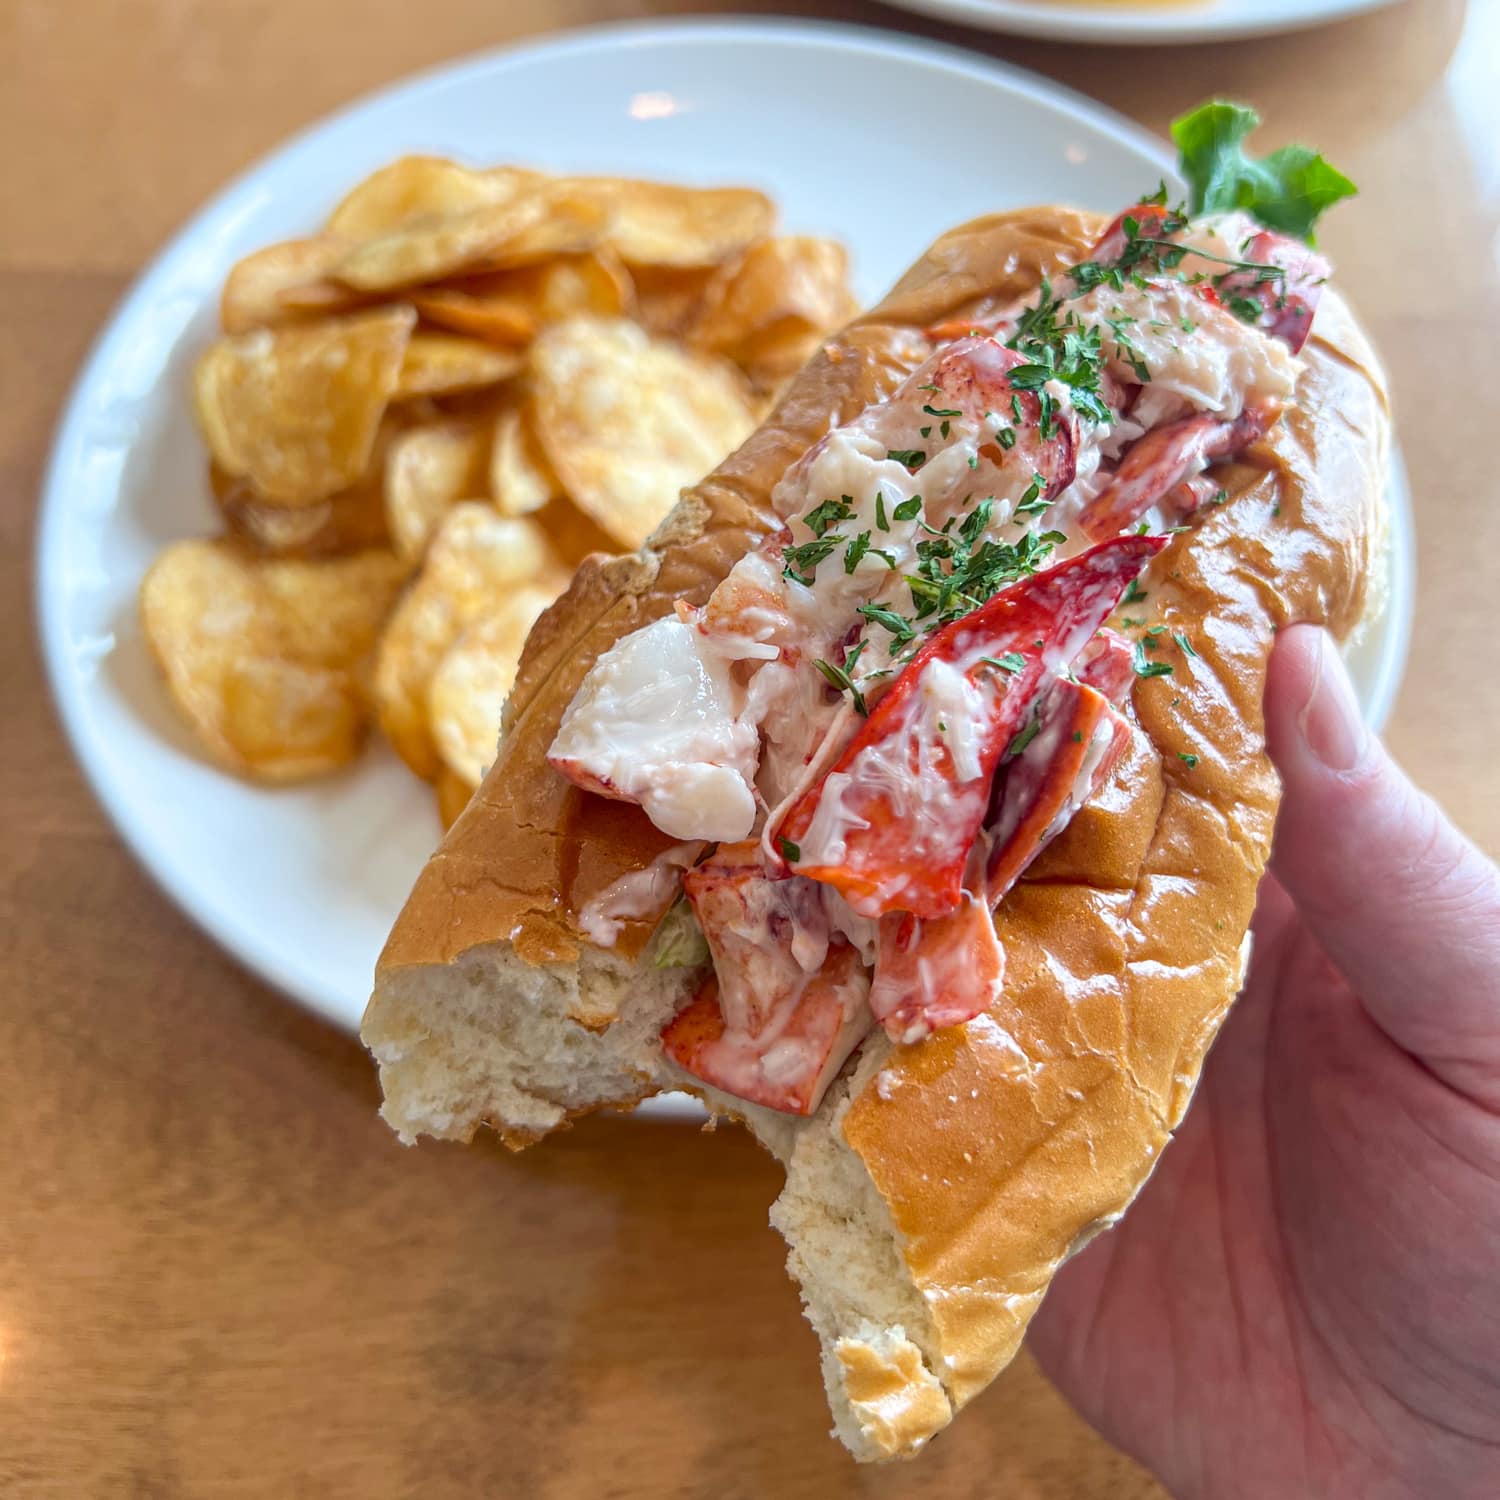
[1074, 628, 1138, 706]
[659, 944, 871, 1116]
[1079, 400, 1278, 543]
[869, 893, 1005, 1046]
[681, 841, 831, 1037]
[1214, 230, 1329, 355]
[772, 535, 1166, 919]
[985, 678, 1133, 895]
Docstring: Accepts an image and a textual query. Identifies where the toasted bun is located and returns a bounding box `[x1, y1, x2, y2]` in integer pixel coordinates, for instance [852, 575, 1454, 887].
[364, 207, 1390, 1458]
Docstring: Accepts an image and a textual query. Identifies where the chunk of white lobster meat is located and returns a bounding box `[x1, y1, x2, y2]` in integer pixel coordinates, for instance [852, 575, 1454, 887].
[660, 943, 871, 1117]
[547, 613, 759, 842]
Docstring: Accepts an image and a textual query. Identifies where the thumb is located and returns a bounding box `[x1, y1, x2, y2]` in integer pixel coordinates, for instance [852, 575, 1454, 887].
[1264, 624, 1500, 1109]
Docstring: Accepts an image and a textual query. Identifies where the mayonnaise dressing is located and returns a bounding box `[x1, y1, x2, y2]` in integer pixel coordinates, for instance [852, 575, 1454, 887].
[577, 842, 706, 948]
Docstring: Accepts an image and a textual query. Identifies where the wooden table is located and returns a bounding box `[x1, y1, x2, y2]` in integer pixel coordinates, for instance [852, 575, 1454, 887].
[3, 0, 1494, 1493]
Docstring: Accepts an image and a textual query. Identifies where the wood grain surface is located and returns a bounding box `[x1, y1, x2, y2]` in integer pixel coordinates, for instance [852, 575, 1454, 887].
[2, 0, 1494, 1494]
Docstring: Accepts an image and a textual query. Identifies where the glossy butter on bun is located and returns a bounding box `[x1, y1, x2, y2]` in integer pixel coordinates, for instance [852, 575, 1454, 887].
[363, 207, 1389, 1459]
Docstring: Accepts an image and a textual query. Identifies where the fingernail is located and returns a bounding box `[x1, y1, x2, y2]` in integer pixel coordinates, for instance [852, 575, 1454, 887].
[1298, 630, 1369, 773]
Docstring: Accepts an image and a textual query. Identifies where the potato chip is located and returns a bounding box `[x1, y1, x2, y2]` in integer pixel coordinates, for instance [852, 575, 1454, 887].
[194, 306, 415, 504]
[212, 463, 390, 557]
[212, 414, 404, 557]
[410, 288, 534, 345]
[435, 766, 476, 830]
[383, 418, 490, 563]
[533, 494, 623, 567]
[220, 238, 365, 334]
[489, 405, 559, 517]
[690, 236, 858, 383]
[326, 156, 542, 238]
[628, 264, 721, 339]
[567, 178, 775, 268]
[334, 186, 607, 294]
[393, 334, 522, 400]
[373, 504, 565, 779]
[428, 586, 558, 786]
[141, 540, 404, 781]
[412, 250, 632, 345]
[529, 316, 757, 549]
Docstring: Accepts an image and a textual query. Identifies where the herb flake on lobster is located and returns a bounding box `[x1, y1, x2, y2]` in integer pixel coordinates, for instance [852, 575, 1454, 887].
[771, 534, 1167, 920]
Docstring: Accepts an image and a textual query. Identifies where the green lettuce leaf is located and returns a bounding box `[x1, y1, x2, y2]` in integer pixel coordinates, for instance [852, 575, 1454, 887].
[1171, 100, 1357, 242]
[651, 899, 710, 970]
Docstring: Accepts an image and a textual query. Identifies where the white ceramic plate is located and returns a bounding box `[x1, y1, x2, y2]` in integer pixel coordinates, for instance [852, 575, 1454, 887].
[877, 0, 1403, 45]
[37, 19, 1413, 1076]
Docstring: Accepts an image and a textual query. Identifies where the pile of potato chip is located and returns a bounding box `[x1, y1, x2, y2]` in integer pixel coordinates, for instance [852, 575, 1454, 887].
[141, 155, 859, 826]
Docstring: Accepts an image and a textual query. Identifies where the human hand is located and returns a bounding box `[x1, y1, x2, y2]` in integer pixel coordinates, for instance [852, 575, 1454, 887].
[1028, 624, 1500, 1499]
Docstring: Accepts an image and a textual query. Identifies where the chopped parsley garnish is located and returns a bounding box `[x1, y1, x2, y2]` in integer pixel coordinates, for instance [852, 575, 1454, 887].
[903, 518, 1065, 634]
[996, 426, 1017, 450]
[858, 602, 918, 646]
[959, 499, 995, 545]
[887, 448, 927, 471]
[1121, 578, 1149, 606]
[874, 491, 890, 531]
[1225, 292, 1264, 324]
[1178, 751, 1200, 769]
[1072, 729, 1085, 743]
[1006, 287, 1115, 430]
[1106, 316, 1153, 384]
[1015, 472, 1050, 517]
[802, 496, 854, 537]
[1006, 712, 1042, 759]
[981, 652, 1027, 675]
[892, 495, 924, 523]
[843, 531, 896, 574]
[1174, 631, 1199, 658]
[779, 837, 801, 863]
[1134, 637, 1175, 680]
[781, 535, 841, 586]
[922, 404, 961, 419]
[814, 643, 869, 716]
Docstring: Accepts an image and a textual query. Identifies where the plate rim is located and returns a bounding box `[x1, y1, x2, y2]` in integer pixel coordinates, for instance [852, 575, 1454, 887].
[33, 13, 1412, 1044]
[873, 0, 1404, 46]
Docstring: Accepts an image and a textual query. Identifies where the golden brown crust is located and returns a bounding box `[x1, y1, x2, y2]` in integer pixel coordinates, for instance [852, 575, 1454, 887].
[374, 206, 1389, 1441]
[832, 1333, 954, 1460]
